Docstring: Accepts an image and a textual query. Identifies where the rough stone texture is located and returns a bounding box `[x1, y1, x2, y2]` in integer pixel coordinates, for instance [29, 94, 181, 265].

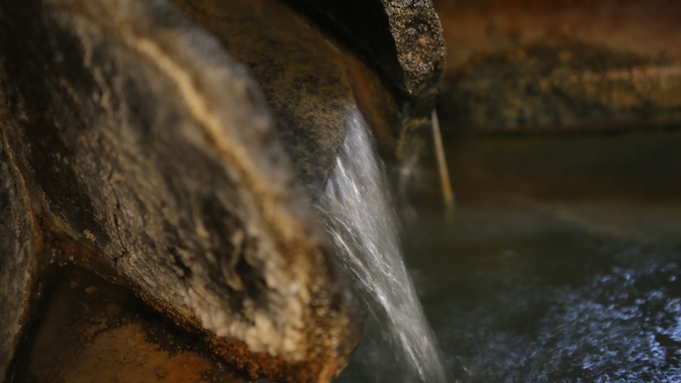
[435, 0, 681, 132]
[0, 0, 359, 382]
[283, 0, 446, 100]
[380, 0, 447, 166]
[172, 0, 357, 196]
[439, 41, 681, 132]
[279, 0, 447, 166]
[0, 132, 36, 380]
[382, 0, 447, 98]
[9, 265, 256, 383]
[172, 0, 438, 193]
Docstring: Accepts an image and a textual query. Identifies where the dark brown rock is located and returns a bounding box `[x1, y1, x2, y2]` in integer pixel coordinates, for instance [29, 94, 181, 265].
[171, 0, 443, 194]
[0, 0, 447, 379]
[0, 132, 37, 380]
[383, 0, 447, 98]
[276, 0, 447, 167]
[9, 265, 256, 383]
[0, 0, 359, 381]
[172, 0, 357, 196]
[435, 0, 681, 133]
[282, 0, 446, 100]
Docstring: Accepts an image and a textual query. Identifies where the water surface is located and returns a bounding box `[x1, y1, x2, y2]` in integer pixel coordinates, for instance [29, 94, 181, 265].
[404, 201, 681, 382]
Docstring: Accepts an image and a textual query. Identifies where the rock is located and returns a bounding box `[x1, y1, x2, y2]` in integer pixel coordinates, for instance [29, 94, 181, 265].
[435, 0, 681, 133]
[278, 0, 447, 166]
[172, 0, 358, 197]
[10, 265, 258, 383]
[0, 0, 359, 381]
[282, 0, 446, 99]
[0, 131, 37, 380]
[0, 0, 448, 379]
[172, 0, 446, 194]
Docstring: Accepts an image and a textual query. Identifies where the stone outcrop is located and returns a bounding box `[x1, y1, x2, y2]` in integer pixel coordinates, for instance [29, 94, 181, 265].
[435, 0, 681, 133]
[283, 0, 446, 99]
[0, 0, 359, 381]
[172, 0, 447, 195]
[280, 0, 447, 166]
[0, 130, 37, 380]
[172, 0, 358, 197]
[0, 0, 447, 381]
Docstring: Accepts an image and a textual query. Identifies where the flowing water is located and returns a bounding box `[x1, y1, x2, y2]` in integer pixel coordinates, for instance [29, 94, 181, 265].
[316, 110, 449, 383]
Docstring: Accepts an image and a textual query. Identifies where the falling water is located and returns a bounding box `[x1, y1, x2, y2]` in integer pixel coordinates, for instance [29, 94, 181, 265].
[316, 110, 448, 382]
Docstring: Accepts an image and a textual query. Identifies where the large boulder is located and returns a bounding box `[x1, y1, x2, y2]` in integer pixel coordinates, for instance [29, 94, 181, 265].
[0, 0, 358, 381]
[0, 0, 447, 381]
[279, 0, 447, 166]
[0, 130, 37, 380]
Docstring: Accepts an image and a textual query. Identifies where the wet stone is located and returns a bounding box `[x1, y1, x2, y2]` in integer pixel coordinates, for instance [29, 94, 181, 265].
[0, 0, 360, 381]
[0, 131, 36, 380]
[435, 0, 681, 133]
[6, 265, 259, 383]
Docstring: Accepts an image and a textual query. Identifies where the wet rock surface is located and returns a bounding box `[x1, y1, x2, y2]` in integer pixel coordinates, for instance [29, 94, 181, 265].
[435, 0, 681, 132]
[0, 0, 448, 380]
[0, 0, 360, 381]
[171, 0, 442, 193]
[7, 265, 257, 383]
[0, 135, 36, 380]
[266, 0, 446, 168]
[282, 0, 446, 100]
[172, 0, 357, 195]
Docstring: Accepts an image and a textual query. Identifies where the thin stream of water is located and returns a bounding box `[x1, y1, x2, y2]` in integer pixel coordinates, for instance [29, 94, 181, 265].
[317, 110, 448, 383]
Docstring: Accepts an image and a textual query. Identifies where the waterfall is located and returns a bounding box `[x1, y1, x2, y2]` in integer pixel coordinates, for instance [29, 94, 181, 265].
[317, 110, 448, 382]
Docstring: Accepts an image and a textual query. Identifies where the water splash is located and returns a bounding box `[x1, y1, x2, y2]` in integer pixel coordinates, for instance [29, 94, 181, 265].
[316, 110, 448, 382]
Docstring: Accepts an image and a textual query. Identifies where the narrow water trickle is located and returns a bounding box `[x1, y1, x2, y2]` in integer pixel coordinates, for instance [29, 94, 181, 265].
[317, 110, 448, 383]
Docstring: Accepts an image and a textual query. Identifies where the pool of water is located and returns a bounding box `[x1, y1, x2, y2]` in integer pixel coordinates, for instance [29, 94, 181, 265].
[401, 199, 681, 383]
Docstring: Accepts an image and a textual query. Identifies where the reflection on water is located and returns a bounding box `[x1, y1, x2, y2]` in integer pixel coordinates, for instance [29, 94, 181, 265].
[404, 202, 681, 382]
